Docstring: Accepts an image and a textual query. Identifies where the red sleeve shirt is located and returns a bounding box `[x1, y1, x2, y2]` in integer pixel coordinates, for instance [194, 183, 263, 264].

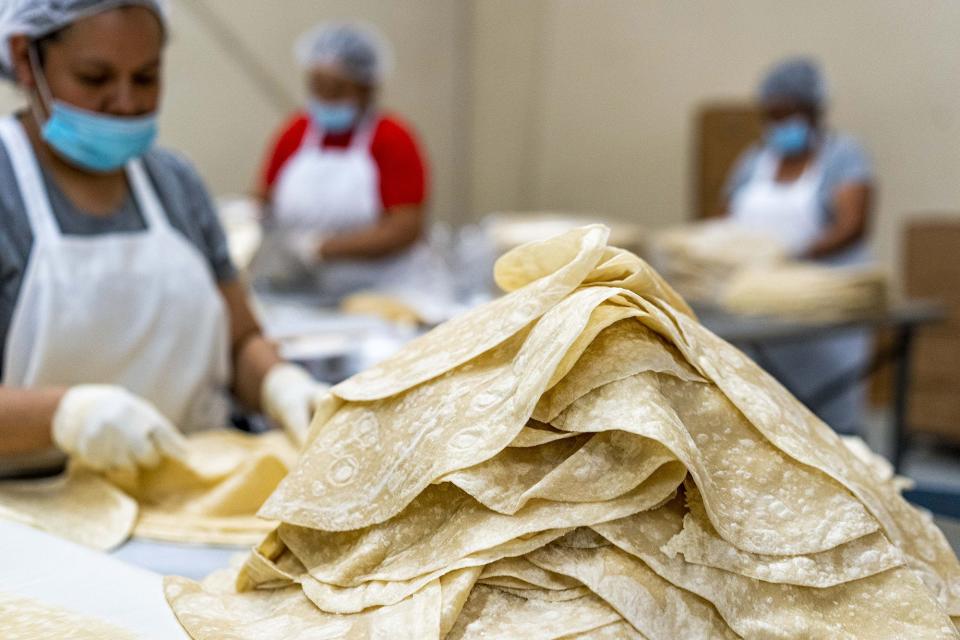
[259, 112, 429, 212]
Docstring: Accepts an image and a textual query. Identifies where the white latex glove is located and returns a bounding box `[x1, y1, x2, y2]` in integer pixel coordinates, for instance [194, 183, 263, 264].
[262, 363, 330, 446]
[52, 385, 188, 473]
[288, 232, 325, 266]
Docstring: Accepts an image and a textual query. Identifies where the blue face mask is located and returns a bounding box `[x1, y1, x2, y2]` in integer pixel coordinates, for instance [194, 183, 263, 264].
[28, 46, 158, 173]
[308, 99, 359, 134]
[41, 102, 158, 173]
[766, 117, 813, 156]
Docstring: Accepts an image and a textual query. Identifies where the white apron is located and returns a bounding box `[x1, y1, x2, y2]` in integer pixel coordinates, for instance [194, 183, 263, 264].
[0, 116, 230, 435]
[270, 116, 452, 310]
[731, 147, 870, 434]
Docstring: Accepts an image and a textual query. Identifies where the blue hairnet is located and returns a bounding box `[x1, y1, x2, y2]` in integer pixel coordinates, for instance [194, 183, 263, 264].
[758, 57, 827, 108]
[294, 22, 392, 87]
[0, 0, 169, 81]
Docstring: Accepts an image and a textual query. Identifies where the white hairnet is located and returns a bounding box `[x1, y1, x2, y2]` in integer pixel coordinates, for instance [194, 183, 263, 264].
[0, 0, 169, 81]
[294, 21, 392, 86]
[758, 57, 828, 108]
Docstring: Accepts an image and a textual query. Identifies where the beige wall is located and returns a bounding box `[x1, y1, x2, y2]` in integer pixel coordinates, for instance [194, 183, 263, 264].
[469, 0, 960, 278]
[3, 1, 960, 277]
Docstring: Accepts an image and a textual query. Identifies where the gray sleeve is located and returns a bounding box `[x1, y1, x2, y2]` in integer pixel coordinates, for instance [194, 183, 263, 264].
[826, 135, 874, 185]
[724, 146, 761, 201]
[147, 150, 238, 283]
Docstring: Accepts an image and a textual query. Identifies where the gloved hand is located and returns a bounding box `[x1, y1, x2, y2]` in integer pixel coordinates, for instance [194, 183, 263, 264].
[261, 363, 331, 446]
[288, 232, 325, 267]
[52, 385, 188, 473]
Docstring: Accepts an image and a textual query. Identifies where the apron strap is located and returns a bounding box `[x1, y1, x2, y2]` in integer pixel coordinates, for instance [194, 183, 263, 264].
[752, 149, 779, 183]
[0, 115, 62, 243]
[350, 113, 379, 150]
[303, 123, 323, 149]
[126, 158, 170, 232]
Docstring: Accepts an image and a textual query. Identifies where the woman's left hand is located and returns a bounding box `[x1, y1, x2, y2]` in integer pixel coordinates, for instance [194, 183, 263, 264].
[261, 363, 330, 446]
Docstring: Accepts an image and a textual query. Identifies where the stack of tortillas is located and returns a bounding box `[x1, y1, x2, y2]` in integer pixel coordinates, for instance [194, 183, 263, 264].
[165, 226, 960, 639]
[722, 263, 888, 319]
[650, 220, 787, 305]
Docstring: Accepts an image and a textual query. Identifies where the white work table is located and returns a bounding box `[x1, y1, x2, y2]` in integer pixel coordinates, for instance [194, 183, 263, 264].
[112, 537, 244, 581]
[0, 520, 215, 638]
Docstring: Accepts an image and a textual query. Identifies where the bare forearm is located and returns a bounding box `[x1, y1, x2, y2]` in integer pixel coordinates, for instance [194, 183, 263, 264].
[321, 206, 423, 260]
[805, 183, 872, 259]
[219, 280, 283, 410]
[0, 386, 66, 455]
[233, 335, 283, 411]
[806, 222, 865, 258]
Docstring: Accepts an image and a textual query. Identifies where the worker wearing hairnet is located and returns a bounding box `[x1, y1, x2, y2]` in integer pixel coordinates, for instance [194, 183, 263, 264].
[257, 22, 451, 307]
[720, 57, 876, 433]
[0, 0, 326, 478]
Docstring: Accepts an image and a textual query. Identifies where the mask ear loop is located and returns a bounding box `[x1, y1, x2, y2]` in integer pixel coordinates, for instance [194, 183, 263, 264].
[25, 42, 55, 130]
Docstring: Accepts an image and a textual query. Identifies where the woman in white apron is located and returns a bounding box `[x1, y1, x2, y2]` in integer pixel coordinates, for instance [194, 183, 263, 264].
[723, 57, 876, 434]
[258, 22, 452, 315]
[0, 0, 326, 478]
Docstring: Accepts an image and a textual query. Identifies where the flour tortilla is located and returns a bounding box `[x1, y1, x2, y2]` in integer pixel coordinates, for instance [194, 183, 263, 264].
[495, 585, 592, 602]
[595, 499, 958, 640]
[507, 423, 582, 448]
[0, 469, 136, 551]
[659, 304, 960, 612]
[660, 482, 905, 588]
[555, 527, 610, 549]
[442, 431, 676, 514]
[552, 372, 877, 555]
[445, 584, 621, 640]
[279, 463, 683, 586]
[439, 567, 483, 638]
[166, 570, 443, 640]
[0, 592, 137, 640]
[528, 544, 738, 640]
[296, 529, 567, 614]
[261, 286, 625, 531]
[479, 556, 581, 591]
[334, 225, 609, 402]
[534, 318, 703, 423]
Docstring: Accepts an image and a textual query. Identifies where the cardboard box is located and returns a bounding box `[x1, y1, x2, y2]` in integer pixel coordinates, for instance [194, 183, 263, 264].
[905, 218, 960, 441]
[693, 103, 763, 219]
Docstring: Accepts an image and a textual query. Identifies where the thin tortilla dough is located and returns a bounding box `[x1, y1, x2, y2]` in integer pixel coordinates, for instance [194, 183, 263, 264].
[533, 318, 703, 423]
[528, 544, 739, 640]
[0, 591, 137, 640]
[479, 556, 581, 591]
[440, 567, 483, 638]
[334, 225, 610, 402]
[661, 482, 905, 588]
[595, 498, 958, 640]
[507, 423, 582, 448]
[552, 371, 878, 555]
[165, 569, 444, 640]
[656, 303, 960, 613]
[441, 431, 675, 514]
[295, 529, 567, 614]
[445, 584, 621, 640]
[278, 465, 683, 586]
[0, 431, 296, 549]
[260, 286, 627, 531]
[0, 469, 136, 551]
